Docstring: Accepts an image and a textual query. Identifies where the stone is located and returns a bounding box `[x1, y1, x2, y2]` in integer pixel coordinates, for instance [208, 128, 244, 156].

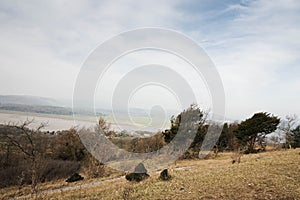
[134, 162, 147, 174]
[125, 173, 149, 182]
[125, 163, 149, 182]
[159, 169, 171, 181]
[66, 173, 84, 183]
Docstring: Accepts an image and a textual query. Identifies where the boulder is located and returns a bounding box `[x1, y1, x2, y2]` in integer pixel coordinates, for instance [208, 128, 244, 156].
[134, 163, 147, 174]
[159, 169, 171, 181]
[125, 163, 149, 182]
[66, 173, 84, 183]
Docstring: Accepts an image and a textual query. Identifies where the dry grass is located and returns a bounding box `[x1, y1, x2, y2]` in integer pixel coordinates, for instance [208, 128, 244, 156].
[2, 149, 300, 199]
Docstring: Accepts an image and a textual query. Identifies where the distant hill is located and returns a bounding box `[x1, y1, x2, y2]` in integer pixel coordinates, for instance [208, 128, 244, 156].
[0, 95, 61, 106]
[0, 95, 100, 116]
[0, 95, 108, 116]
[0, 103, 74, 116]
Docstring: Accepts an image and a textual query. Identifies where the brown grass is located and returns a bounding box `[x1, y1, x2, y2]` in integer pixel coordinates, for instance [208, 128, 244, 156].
[1, 149, 299, 199]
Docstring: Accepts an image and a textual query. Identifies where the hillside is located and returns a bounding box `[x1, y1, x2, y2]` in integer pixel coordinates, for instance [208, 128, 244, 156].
[0, 95, 61, 106]
[2, 149, 299, 199]
[0, 103, 74, 116]
[0, 95, 74, 116]
[0, 95, 105, 116]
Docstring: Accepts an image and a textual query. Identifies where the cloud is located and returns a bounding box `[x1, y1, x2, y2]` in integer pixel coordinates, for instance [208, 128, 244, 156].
[0, 0, 299, 120]
[0, 0, 182, 98]
[181, 0, 300, 119]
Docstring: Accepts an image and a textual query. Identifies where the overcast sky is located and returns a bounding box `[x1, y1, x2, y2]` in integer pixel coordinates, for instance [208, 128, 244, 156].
[0, 0, 299, 120]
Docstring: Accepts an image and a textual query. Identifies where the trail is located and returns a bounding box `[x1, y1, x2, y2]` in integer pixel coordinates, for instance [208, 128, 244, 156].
[14, 166, 194, 199]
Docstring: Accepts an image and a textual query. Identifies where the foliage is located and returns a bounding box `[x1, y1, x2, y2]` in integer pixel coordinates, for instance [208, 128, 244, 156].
[162, 104, 207, 158]
[235, 112, 280, 153]
[163, 104, 205, 143]
[55, 128, 85, 161]
[96, 117, 116, 139]
[291, 125, 300, 148]
[212, 123, 236, 156]
[111, 132, 165, 153]
[0, 121, 105, 189]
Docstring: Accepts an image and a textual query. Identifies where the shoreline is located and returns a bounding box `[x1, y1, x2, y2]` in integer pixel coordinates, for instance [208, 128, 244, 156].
[0, 110, 167, 133]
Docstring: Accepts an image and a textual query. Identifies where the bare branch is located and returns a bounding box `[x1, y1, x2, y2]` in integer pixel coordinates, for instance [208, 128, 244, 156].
[21, 118, 35, 130]
[37, 121, 48, 132]
[5, 134, 31, 157]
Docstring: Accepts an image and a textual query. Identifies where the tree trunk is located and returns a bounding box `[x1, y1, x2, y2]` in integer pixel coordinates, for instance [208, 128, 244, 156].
[248, 136, 256, 153]
[31, 157, 38, 194]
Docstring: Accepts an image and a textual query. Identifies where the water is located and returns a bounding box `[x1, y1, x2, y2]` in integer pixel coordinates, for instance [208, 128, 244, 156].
[0, 110, 169, 133]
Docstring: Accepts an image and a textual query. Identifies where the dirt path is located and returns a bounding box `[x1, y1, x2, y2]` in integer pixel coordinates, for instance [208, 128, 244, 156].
[14, 176, 124, 199]
[14, 166, 194, 199]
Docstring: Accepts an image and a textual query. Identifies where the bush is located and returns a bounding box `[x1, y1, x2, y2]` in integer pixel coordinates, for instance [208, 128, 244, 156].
[38, 160, 80, 183]
[0, 163, 30, 188]
[0, 159, 80, 188]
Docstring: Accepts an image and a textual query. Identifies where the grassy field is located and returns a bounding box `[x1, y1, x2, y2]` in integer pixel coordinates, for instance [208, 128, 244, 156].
[1, 149, 300, 199]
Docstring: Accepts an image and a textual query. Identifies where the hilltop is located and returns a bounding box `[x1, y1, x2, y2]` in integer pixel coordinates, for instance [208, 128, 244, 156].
[2, 149, 299, 200]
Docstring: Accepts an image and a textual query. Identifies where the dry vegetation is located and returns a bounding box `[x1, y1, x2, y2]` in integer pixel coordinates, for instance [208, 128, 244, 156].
[2, 149, 299, 200]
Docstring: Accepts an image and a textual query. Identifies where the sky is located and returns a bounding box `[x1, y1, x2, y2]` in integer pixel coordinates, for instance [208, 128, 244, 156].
[0, 0, 299, 120]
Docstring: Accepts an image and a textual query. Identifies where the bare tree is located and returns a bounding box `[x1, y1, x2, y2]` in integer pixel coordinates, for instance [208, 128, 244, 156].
[269, 135, 283, 149]
[280, 115, 298, 149]
[96, 117, 116, 139]
[4, 119, 47, 193]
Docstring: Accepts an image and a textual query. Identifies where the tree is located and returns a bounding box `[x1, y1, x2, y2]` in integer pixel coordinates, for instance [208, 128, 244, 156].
[56, 128, 85, 161]
[4, 119, 47, 193]
[162, 104, 207, 158]
[291, 125, 300, 148]
[235, 112, 280, 153]
[228, 122, 239, 151]
[215, 123, 229, 155]
[164, 104, 207, 142]
[162, 115, 180, 144]
[96, 117, 116, 139]
[269, 135, 283, 149]
[279, 115, 298, 149]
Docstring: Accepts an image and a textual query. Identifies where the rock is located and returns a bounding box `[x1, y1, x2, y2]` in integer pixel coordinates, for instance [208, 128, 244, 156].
[159, 169, 171, 181]
[125, 173, 149, 182]
[134, 163, 147, 174]
[125, 163, 149, 182]
[66, 173, 84, 183]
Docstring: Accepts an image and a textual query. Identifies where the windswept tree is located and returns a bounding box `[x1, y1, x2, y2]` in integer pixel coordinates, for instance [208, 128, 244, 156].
[162, 104, 207, 158]
[235, 112, 280, 153]
[163, 104, 206, 142]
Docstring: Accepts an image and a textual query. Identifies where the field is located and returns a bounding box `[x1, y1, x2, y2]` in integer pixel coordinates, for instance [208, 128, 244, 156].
[1, 149, 299, 200]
